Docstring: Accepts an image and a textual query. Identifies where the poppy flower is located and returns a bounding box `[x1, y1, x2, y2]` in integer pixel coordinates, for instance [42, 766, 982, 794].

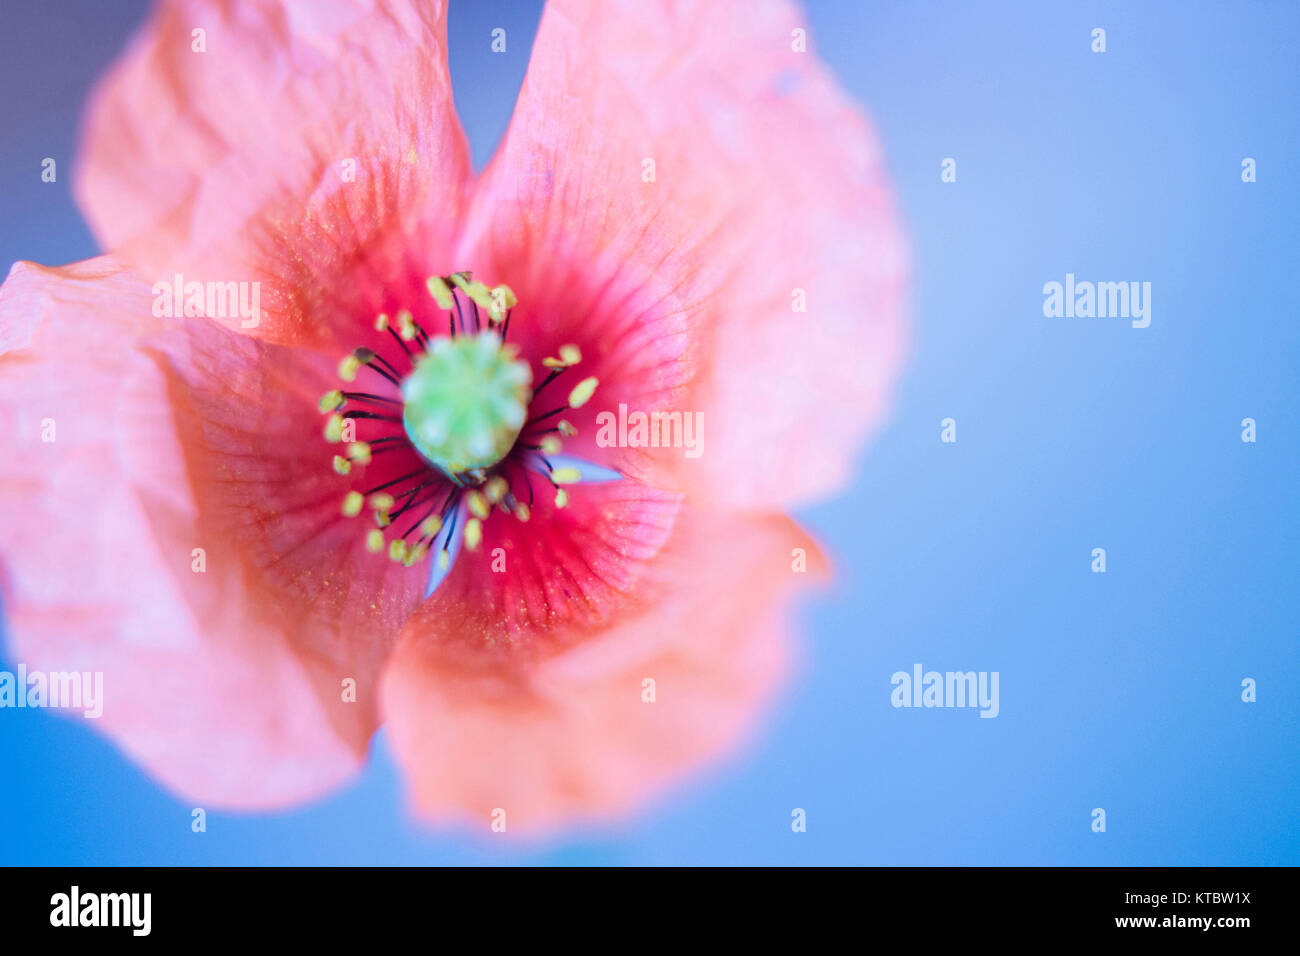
[0, 0, 904, 832]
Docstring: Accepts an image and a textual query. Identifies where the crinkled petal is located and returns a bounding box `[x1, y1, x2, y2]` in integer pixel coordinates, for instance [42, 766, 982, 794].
[0, 258, 421, 806]
[380, 509, 827, 833]
[75, 0, 472, 350]
[475, 259, 700, 491]
[411, 480, 682, 650]
[463, 0, 907, 509]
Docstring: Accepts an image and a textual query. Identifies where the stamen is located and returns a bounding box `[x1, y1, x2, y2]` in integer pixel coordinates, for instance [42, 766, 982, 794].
[426, 275, 454, 310]
[401, 489, 456, 542]
[364, 471, 424, 497]
[532, 373, 563, 402]
[343, 410, 401, 425]
[342, 491, 364, 517]
[542, 344, 582, 369]
[527, 406, 569, 426]
[463, 517, 483, 551]
[451, 290, 466, 337]
[396, 309, 419, 343]
[567, 376, 599, 408]
[449, 273, 495, 312]
[483, 476, 509, 503]
[338, 354, 363, 382]
[465, 490, 490, 520]
[366, 352, 404, 385]
[341, 391, 401, 407]
[489, 285, 517, 324]
[321, 270, 600, 572]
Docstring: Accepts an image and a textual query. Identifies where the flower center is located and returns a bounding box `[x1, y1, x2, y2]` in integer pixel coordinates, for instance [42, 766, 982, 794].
[317, 271, 600, 571]
[402, 333, 532, 477]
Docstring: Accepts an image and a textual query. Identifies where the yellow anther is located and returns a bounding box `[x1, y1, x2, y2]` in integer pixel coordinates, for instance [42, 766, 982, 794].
[346, 442, 371, 464]
[324, 414, 345, 443]
[338, 354, 362, 382]
[567, 376, 599, 408]
[551, 467, 582, 484]
[426, 275, 454, 309]
[366, 529, 385, 553]
[489, 284, 517, 321]
[342, 491, 364, 517]
[374, 510, 392, 529]
[466, 490, 490, 520]
[389, 539, 408, 563]
[544, 344, 583, 369]
[319, 390, 345, 413]
[419, 515, 443, 538]
[557, 420, 577, 437]
[404, 543, 428, 567]
[554, 488, 569, 509]
[513, 502, 531, 522]
[375, 313, 389, 332]
[449, 273, 495, 310]
[484, 476, 509, 504]
[437, 550, 450, 571]
[539, 435, 562, 455]
[463, 517, 483, 551]
[468, 284, 495, 310]
[369, 493, 395, 511]
[397, 309, 417, 341]
[332, 455, 352, 475]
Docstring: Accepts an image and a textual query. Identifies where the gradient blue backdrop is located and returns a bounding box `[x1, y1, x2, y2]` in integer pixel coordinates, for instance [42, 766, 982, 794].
[1, 0, 1296, 865]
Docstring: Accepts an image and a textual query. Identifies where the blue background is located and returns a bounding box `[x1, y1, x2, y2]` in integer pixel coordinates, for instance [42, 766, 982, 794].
[1, 0, 1296, 865]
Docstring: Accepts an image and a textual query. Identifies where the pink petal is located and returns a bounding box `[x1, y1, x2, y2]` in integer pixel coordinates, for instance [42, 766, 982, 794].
[462, 0, 908, 510]
[469, 255, 699, 490]
[0, 258, 420, 806]
[381, 509, 827, 833]
[404, 481, 682, 652]
[75, 0, 472, 350]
